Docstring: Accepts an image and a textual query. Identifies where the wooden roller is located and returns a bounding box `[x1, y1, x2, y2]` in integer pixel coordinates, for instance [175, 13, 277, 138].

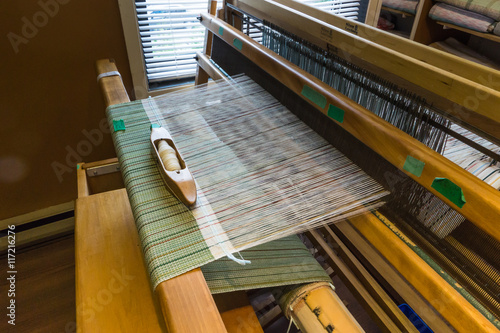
[278, 282, 365, 332]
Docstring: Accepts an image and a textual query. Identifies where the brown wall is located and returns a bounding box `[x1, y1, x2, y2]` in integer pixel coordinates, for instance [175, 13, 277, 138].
[0, 0, 133, 219]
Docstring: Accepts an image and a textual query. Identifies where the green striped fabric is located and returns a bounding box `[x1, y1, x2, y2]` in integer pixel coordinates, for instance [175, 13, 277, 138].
[107, 101, 214, 288]
[203, 235, 331, 294]
[106, 100, 330, 290]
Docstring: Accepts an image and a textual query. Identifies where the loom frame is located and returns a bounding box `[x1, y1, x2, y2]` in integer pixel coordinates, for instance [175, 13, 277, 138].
[200, 12, 500, 244]
[80, 3, 500, 330]
[200, 7, 499, 332]
[91, 59, 371, 332]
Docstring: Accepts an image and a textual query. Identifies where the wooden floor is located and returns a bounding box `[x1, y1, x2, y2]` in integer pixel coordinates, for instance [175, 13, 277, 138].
[0, 235, 75, 333]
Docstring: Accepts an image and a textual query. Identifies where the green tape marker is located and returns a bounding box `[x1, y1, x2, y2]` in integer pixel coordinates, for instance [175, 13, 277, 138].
[113, 119, 126, 132]
[151, 123, 161, 129]
[77, 164, 80, 170]
[218, 27, 224, 36]
[233, 38, 243, 50]
[431, 178, 466, 208]
[327, 104, 344, 123]
[301, 85, 327, 109]
[403, 155, 425, 177]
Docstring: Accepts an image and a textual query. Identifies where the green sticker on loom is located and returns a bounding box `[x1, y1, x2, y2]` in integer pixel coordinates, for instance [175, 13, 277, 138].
[301, 85, 327, 109]
[151, 123, 161, 129]
[403, 155, 425, 177]
[76, 164, 80, 170]
[233, 38, 243, 50]
[431, 178, 466, 208]
[218, 27, 224, 36]
[327, 104, 344, 123]
[113, 119, 126, 132]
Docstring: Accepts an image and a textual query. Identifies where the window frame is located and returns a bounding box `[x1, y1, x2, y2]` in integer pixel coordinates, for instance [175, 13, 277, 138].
[117, 0, 364, 98]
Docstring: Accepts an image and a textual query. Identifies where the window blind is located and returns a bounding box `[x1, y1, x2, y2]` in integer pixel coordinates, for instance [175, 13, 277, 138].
[136, 0, 221, 83]
[299, 0, 360, 20]
[135, 0, 360, 84]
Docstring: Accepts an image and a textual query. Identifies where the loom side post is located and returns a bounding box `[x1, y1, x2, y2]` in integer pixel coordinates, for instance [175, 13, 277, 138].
[195, 0, 219, 85]
[95, 58, 228, 333]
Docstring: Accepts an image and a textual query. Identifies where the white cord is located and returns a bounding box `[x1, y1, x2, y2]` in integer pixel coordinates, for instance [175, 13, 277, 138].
[97, 71, 121, 82]
[286, 305, 295, 333]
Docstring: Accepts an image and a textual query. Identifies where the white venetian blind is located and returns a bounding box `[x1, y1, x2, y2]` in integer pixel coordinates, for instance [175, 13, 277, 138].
[299, 0, 360, 20]
[135, 0, 359, 84]
[136, 0, 221, 83]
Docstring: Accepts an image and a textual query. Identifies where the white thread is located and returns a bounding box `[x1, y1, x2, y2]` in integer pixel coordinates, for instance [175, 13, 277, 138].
[197, 190, 251, 265]
[144, 96, 250, 266]
[141, 75, 388, 261]
[97, 71, 121, 82]
[286, 306, 295, 333]
[157, 140, 181, 171]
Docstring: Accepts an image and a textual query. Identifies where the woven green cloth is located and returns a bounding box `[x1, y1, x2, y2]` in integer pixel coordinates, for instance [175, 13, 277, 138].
[438, 0, 500, 20]
[106, 100, 330, 291]
[203, 235, 330, 294]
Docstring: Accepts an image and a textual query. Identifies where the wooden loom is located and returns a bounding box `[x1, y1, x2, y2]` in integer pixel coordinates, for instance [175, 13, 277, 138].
[76, 1, 500, 332]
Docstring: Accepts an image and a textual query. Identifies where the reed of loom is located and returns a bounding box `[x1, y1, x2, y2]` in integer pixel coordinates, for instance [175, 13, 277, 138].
[199, 7, 500, 332]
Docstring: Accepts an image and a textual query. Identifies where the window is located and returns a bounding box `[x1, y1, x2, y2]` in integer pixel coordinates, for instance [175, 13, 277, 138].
[136, 1, 222, 85]
[299, 0, 361, 20]
[118, 0, 221, 97]
[119, 0, 362, 97]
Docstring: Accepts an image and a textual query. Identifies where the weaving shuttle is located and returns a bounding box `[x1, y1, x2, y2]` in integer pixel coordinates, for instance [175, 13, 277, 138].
[151, 125, 197, 206]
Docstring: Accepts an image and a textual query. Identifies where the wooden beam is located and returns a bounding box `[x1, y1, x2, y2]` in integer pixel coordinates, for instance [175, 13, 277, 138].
[196, 0, 219, 85]
[214, 291, 264, 333]
[195, 67, 210, 86]
[77, 163, 89, 198]
[233, 0, 500, 140]
[96, 59, 130, 107]
[437, 21, 500, 43]
[75, 189, 166, 332]
[334, 220, 456, 333]
[155, 269, 227, 333]
[308, 230, 402, 332]
[196, 52, 231, 82]
[321, 225, 419, 333]
[220, 306, 264, 333]
[200, 15, 500, 242]
[365, 0, 383, 26]
[347, 213, 498, 332]
[96, 58, 227, 333]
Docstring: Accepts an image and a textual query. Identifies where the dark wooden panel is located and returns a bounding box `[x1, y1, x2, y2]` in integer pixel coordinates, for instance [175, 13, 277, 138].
[0, 235, 75, 332]
[0, 0, 133, 219]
